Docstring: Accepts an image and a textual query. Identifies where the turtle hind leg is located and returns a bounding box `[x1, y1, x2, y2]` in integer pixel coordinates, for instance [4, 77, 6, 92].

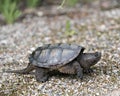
[35, 68, 49, 83]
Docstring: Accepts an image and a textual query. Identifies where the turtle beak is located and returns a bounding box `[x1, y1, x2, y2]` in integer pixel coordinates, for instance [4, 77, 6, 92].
[87, 52, 101, 67]
[90, 52, 101, 66]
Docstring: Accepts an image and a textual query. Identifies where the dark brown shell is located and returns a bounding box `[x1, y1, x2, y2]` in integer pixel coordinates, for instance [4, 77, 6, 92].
[29, 43, 85, 68]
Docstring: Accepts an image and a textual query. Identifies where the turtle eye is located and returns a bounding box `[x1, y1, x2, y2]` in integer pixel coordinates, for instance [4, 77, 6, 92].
[95, 52, 101, 58]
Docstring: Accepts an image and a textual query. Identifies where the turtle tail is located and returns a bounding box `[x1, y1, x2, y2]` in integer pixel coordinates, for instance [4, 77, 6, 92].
[3, 63, 35, 74]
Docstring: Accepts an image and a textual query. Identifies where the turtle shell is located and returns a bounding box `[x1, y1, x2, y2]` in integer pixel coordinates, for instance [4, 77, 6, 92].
[29, 43, 85, 68]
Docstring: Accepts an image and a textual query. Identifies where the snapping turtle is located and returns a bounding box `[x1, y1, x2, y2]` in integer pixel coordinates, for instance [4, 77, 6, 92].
[5, 43, 101, 82]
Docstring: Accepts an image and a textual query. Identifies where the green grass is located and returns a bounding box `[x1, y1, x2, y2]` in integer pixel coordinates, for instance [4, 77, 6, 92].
[66, 0, 79, 6]
[65, 20, 76, 36]
[59, 0, 79, 8]
[0, 0, 21, 24]
[27, 0, 40, 8]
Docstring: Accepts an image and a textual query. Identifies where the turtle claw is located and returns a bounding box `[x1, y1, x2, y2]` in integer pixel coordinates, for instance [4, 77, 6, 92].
[84, 69, 93, 74]
[77, 74, 83, 79]
[36, 76, 48, 83]
[88, 69, 93, 73]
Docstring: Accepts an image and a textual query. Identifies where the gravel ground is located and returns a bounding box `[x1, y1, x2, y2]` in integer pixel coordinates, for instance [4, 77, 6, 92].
[0, 5, 120, 96]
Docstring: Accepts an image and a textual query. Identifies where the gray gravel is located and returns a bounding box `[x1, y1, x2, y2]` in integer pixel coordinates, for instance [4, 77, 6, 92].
[0, 5, 120, 96]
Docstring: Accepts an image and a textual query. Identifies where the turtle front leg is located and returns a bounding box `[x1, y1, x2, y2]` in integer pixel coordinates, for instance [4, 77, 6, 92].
[73, 61, 83, 79]
[35, 68, 49, 83]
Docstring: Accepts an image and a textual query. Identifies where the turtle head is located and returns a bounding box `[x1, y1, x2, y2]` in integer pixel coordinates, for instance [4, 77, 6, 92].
[79, 52, 101, 69]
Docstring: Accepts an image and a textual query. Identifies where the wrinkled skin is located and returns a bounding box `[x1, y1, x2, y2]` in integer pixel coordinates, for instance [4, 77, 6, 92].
[78, 52, 101, 73]
[4, 52, 101, 83]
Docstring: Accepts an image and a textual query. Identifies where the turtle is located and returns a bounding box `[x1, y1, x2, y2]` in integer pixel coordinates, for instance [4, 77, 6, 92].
[4, 43, 101, 82]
